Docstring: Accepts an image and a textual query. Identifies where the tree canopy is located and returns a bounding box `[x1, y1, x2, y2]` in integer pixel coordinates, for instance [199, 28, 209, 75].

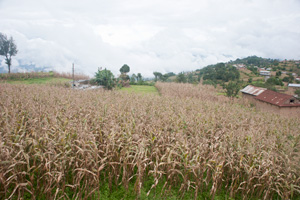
[0, 33, 18, 73]
[120, 64, 130, 74]
[176, 72, 187, 83]
[200, 63, 240, 83]
[153, 72, 162, 82]
[224, 81, 241, 98]
[229, 56, 277, 67]
[95, 68, 115, 90]
[137, 73, 142, 82]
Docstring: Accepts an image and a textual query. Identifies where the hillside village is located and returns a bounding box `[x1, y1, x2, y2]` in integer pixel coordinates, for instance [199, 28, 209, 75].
[191, 56, 300, 95]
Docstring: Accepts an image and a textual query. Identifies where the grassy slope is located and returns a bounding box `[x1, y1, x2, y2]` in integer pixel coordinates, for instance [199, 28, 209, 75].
[120, 85, 159, 95]
[1, 77, 71, 84]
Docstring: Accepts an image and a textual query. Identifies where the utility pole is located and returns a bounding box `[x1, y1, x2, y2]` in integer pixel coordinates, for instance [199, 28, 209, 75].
[72, 63, 75, 89]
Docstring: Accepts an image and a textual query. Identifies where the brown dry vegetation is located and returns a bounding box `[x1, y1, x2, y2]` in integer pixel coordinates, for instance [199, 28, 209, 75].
[52, 72, 90, 80]
[0, 83, 299, 199]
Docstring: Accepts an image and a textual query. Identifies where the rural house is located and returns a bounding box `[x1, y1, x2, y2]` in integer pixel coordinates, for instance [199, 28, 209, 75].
[259, 70, 271, 81]
[287, 83, 300, 95]
[254, 90, 300, 117]
[259, 70, 271, 76]
[240, 85, 266, 104]
[241, 85, 300, 117]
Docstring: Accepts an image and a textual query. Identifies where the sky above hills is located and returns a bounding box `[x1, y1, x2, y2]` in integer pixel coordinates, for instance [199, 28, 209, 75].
[0, 0, 300, 77]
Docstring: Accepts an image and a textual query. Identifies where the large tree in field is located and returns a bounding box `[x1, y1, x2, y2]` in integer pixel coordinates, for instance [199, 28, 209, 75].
[0, 33, 18, 73]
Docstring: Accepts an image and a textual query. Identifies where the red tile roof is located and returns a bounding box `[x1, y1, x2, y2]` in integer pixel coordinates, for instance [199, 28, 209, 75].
[255, 90, 300, 107]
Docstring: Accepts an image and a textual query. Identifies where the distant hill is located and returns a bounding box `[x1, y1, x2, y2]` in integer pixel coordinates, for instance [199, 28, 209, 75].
[228, 55, 278, 67]
[0, 59, 52, 73]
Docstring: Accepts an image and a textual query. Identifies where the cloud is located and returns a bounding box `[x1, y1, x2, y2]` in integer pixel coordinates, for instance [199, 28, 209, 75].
[0, 0, 299, 77]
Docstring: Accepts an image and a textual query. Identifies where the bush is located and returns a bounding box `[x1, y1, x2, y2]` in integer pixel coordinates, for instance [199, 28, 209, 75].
[95, 68, 115, 90]
[203, 80, 217, 88]
[266, 77, 283, 86]
[224, 81, 241, 97]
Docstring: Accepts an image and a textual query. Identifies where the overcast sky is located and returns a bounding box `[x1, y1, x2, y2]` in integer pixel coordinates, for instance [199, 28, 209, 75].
[0, 0, 300, 77]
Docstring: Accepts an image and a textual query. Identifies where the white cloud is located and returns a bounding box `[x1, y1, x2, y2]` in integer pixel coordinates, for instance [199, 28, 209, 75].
[0, 0, 299, 77]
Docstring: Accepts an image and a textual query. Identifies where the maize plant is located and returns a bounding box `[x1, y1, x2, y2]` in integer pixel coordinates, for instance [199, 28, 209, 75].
[0, 83, 299, 199]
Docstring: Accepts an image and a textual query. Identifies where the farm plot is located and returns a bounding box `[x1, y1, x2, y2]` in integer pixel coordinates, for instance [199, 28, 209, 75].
[0, 83, 299, 199]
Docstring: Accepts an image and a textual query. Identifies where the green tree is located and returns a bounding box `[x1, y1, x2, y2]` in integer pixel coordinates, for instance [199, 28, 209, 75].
[176, 72, 187, 83]
[165, 72, 175, 77]
[224, 81, 240, 98]
[282, 73, 294, 83]
[95, 68, 115, 90]
[153, 72, 162, 82]
[187, 73, 197, 83]
[201, 63, 240, 82]
[120, 64, 130, 74]
[276, 71, 282, 77]
[160, 74, 169, 82]
[0, 33, 18, 73]
[137, 73, 143, 83]
[266, 77, 283, 86]
[130, 73, 137, 84]
[248, 77, 253, 83]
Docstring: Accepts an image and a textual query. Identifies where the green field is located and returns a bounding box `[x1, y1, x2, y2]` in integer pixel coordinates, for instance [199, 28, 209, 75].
[120, 85, 159, 95]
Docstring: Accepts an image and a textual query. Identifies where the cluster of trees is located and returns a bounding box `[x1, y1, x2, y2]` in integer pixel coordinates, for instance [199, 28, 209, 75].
[200, 63, 240, 83]
[250, 76, 284, 92]
[282, 73, 295, 83]
[247, 66, 259, 75]
[0, 33, 18, 73]
[130, 73, 143, 85]
[175, 72, 199, 83]
[153, 72, 175, 82]
[94, 64, 147, 90]
[266, 77, 284, 86]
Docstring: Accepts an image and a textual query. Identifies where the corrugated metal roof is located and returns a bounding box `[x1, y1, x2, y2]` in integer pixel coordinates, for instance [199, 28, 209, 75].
[288, 84, 300, 88]
[240, 85, 267, 96]
[255, 90, 300, 107]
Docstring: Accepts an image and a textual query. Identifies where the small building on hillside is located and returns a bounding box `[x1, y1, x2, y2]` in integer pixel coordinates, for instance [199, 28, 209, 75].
[259, 70, 271, 81]
[288, 83, 300, 95]
[233, 64, 246, 69]
[240, 85, 266, 104]
[260, 71, 271, 76]
[288, 83, 300, 88]
[254, 90, 300, 117]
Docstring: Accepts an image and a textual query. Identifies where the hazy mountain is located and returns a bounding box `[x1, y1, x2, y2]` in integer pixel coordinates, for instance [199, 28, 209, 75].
[0, 59, 52, 73]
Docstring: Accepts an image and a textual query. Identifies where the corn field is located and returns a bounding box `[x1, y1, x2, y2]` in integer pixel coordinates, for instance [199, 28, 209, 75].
[0, 83, 299, 199]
